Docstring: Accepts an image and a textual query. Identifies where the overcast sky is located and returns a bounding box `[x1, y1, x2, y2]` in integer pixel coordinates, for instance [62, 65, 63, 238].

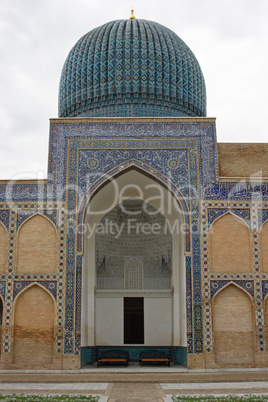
[0, 0, 268, 179]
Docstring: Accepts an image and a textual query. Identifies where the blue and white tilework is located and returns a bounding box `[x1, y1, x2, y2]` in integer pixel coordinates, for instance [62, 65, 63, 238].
[0, 118, 268, 363]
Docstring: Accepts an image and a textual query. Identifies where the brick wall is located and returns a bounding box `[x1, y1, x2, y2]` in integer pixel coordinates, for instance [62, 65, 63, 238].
[16, 215, 57, 274]
[212, 285, 255, 364]
[209, 213, 251, 273]
[13, 284, 55, 367]
[218, 143, 268, 178]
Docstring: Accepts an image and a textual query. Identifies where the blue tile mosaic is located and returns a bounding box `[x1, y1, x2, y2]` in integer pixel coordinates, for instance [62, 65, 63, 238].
[59, 20, 206, 118]
[46, 120, 217, 355]
[0, 117, 267, 363]
[16, 209, 59, 229]
[262, 281, 268, 300]
[258, 209, 268, 231]
[48, 121, 218, 187]
[81, 347, 95, 366]
[75, 255, 82, 355]
[0, 210, 9, 230]
[0, 282, 6, 300]
[174, 346, 187, 367]
[204, 182, 268, 201]
[207, 208, 251, 228]
[56, 121, 209, 355]
[210, 280, 254, 299]
[186, 256, 193, 353]
[13, 281, 57, 300]
[0, 184, 55, 203]
[96, 346, 172, 363]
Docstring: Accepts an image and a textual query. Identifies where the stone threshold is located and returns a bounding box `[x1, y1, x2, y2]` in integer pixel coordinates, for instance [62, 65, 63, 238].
[0, 366, 268, 374]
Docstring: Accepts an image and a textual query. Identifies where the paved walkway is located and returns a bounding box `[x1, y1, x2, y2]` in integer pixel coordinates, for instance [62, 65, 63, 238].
[108, 383, 165, 401]
[0, 381, 268, 400]
[162, 381, 268, 397]
[0, 369, 268, 400]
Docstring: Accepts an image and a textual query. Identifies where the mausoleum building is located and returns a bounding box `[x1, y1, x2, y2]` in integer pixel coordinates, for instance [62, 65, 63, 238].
[0, 12, 267, 369]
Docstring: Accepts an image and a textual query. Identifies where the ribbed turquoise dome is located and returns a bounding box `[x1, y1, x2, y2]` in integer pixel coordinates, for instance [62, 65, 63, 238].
[59, 19, 206, 118]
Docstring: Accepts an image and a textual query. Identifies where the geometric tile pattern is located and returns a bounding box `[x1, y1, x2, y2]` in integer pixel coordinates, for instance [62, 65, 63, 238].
[210, 280, 254, 299]
[75, 255, 82, 355]
[46, 121, 268, 358]
[0, 210, 9, 230]
[262, 281, 268, 300]
[202, 199, 268, 354]
[3, 209, 16, 353]
[0, 201, 66, 355]
[203, 182, 268, 201]
[0, 118, 268, 364]
[207, 208, 251, 228]
[57, 120, 219, 355]
[47, 121, 218, 187]
[0, 282, 5, 300]
[16, 209, 60, 229]
[257, 209, 268, 231]
[67, 144, 200, 353]
[13, 281, 57, 299]
[124, 257, 144, 289]
[59, 19, 206, 119]
[186, 256, 193, 353]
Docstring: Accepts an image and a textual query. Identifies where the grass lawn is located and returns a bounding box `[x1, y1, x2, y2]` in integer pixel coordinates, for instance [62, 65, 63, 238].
[0, 394, 267, 401]
[0, 396, 100, 401]
[172, 397, 268, 401]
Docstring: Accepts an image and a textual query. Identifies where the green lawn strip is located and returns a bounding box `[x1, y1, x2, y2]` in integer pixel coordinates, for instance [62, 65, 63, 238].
[172, 396, 268, 402]
[0, 395, 100, 401]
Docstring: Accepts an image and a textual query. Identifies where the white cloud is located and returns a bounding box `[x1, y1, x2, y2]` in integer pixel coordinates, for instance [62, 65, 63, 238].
[0, 0, 268, 178]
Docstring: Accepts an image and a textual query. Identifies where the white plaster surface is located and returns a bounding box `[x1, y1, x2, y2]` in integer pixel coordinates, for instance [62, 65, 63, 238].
[96, 297, 123, 345]
[82, 170, 187, 348]
[144, 298, 172, 345]
[96, 296, 172, 345]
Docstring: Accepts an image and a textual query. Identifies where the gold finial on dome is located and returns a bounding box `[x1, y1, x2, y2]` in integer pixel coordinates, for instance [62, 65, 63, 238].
[129, 8, 136, 19]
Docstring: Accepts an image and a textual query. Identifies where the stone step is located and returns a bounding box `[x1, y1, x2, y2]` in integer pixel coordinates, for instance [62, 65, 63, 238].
[0, 369, 267, 384]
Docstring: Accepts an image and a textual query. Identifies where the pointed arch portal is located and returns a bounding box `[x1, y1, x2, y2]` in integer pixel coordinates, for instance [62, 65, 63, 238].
[81, 168, 187, 361]
[60, 127, 205, 367]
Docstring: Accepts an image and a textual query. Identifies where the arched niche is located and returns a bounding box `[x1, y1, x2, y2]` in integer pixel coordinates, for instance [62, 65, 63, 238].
[13, 284, 55, 366]
[96, 198, 172, 291]
[212, 284, 255, 364]
[209, 212, 252, 273]
[16, 214, 58, 274]
[81, 168, 186, 349]
[260, 220, 268, 273]
[0, 222, 8, 273]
